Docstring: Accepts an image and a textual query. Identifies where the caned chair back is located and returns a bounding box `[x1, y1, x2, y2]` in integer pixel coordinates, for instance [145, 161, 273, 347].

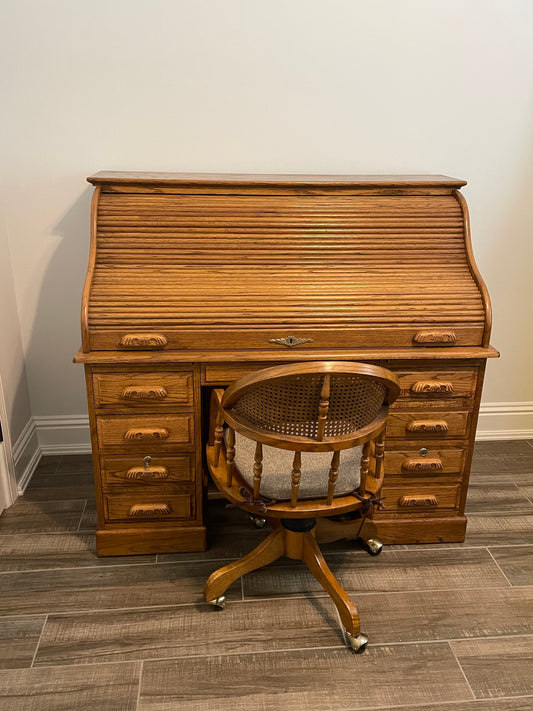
[211, 362, 400, 512]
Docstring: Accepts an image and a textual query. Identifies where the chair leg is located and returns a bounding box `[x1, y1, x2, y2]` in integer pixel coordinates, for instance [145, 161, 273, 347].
[204, 527, 285, 604]
[301, 532, 367, 651]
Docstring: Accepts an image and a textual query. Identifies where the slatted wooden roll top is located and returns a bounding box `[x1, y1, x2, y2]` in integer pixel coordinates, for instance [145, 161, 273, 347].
[81, 173, 491, 354]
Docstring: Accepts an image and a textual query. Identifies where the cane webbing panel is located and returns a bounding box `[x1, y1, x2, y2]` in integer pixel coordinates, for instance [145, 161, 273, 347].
[231, 373, 386, 439]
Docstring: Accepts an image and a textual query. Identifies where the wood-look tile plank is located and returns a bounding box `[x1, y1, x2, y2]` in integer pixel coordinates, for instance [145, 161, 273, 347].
[519, 484, 533, 504]
[464, 513, 533, 546]
[78, 500, 98, 531]
[35, 597, 342, 667]
[473, 441, 533, 457]
[0, 617, 45, 669]
[0, 500, 86, 534]
[470, 440, 533, 482]
[451, 635, 533, 699]
[0, 561, 235, 616]
[159, 523, 270, 562]
[22, 470, 96, 502]
[0, 532, 155, 572]
[489, 545, 533, 586]
[139, 643, 473, 710]
[465, 483, 533, 514]
[55, 454, 94, 473]
[0, 662, 140, 710]
[30, 456, 62, 474]
[355, 586, 533, 644]
[242, 548, 510, 598]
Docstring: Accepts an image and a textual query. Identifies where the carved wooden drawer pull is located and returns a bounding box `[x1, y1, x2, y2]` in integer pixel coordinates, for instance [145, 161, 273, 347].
[119, 333, 168, 349]
[125, 466, 169, 480]
[410, 381, 454, 394]
[128, 503, 171, 517]
[413, 331, 457, 345]
[407, 420, 449, 433]
[121, 386, 168, 401]
[124, 428, 170, 440]
[399, 494, 439, 507]
[402, 458, 444, 472]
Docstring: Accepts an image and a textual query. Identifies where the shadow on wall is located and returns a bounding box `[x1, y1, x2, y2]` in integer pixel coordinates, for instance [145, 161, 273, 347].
[24, 185, 93, 423]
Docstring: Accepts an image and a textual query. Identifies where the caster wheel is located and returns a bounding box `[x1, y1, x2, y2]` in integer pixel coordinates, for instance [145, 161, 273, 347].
[364, 538, 383, 556]
[207, 595, 226, 610]
[346, 631, 369, 654]
[249, 515, 267, 529]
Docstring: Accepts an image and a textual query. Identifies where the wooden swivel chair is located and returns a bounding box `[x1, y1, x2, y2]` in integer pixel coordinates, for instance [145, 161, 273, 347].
[205, 361, 400, 652]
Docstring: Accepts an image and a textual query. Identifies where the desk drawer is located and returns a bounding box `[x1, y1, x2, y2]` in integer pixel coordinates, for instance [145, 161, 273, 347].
[386, 411, 469, 439]
[381, 484, 461, 513]
[100, 453, 195, 486]
[384, 446, 466, 479]
[93, 370, 193, 410]
[104, 491, 195, 522]
[392, 368, 477, 408]
[96, 414, 194, 450]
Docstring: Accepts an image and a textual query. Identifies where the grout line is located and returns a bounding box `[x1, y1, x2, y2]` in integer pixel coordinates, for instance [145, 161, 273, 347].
[136, 660, 144, 711]
[30, 614, 48, 668]
[486, 548, 515, 586]
[447, 640, 477, 702]
[76, 500, 88, 532]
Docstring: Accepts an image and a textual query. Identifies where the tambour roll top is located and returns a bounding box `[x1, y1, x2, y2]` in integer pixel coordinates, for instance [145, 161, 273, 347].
[82, 173, 491, 354]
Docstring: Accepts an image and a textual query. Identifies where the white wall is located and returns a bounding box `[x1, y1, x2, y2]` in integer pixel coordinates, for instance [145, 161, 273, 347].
[0, 198, 34, 486]
[0, 0, 532, 447]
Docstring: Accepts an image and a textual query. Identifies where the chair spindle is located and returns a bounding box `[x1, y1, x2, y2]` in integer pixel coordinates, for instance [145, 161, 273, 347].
[225, 427, 235, 486]
[326, 450, 340, 505]
[359, 441, 370, 494]
[374, 433, 385, 481]
[213, 419, 224, 467]
[291, 451, 302, 507]
[253, 442, 263, 499]
[317, 374, 331, 441]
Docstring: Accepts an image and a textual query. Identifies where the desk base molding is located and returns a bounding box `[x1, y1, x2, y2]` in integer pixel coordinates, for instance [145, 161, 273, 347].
[95, 525, 207, 556]
[373, 516, 467, 544]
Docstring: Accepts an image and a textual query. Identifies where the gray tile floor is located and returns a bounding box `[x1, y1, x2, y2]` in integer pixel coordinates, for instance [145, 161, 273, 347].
[0, 442, 532, 710]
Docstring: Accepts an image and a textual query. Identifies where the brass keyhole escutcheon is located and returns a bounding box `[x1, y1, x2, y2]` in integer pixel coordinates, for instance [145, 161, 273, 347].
[419, 448, 428, 457]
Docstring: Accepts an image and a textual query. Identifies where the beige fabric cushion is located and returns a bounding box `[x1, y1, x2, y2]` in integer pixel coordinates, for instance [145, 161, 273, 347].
[231, 431, 362, 500]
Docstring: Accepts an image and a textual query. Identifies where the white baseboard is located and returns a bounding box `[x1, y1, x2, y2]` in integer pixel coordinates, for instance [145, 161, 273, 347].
[12, 419, 41, 494]
[476, 402, 533, 441]
[34, 415, 92, 455]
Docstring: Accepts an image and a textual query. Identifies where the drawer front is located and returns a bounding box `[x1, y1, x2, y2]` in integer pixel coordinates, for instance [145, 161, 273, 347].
[384, 447, 466, 479]
[97, 414, 194, 450]
[100, 454, 194, 487]
[202, 362, 282, 385]
[386, 411, 469, 439]
[93, 371, 193, 410]
[381, 484, 461, 513]
[104, 491, 195, 522]
[391, 368, 477, 408]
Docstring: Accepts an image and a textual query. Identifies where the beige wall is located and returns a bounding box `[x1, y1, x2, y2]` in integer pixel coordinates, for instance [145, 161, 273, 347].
[0, 1, 532, 440]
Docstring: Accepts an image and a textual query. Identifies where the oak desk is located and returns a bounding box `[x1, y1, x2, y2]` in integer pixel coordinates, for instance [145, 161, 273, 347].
[75, 172, 498, 556]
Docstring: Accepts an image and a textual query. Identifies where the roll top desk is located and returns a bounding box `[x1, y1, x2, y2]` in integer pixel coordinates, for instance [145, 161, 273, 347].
[75, 172, 498, 556]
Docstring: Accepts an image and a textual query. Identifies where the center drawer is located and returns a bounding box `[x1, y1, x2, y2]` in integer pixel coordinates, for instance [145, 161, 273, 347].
[96, 414, 194, 451]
